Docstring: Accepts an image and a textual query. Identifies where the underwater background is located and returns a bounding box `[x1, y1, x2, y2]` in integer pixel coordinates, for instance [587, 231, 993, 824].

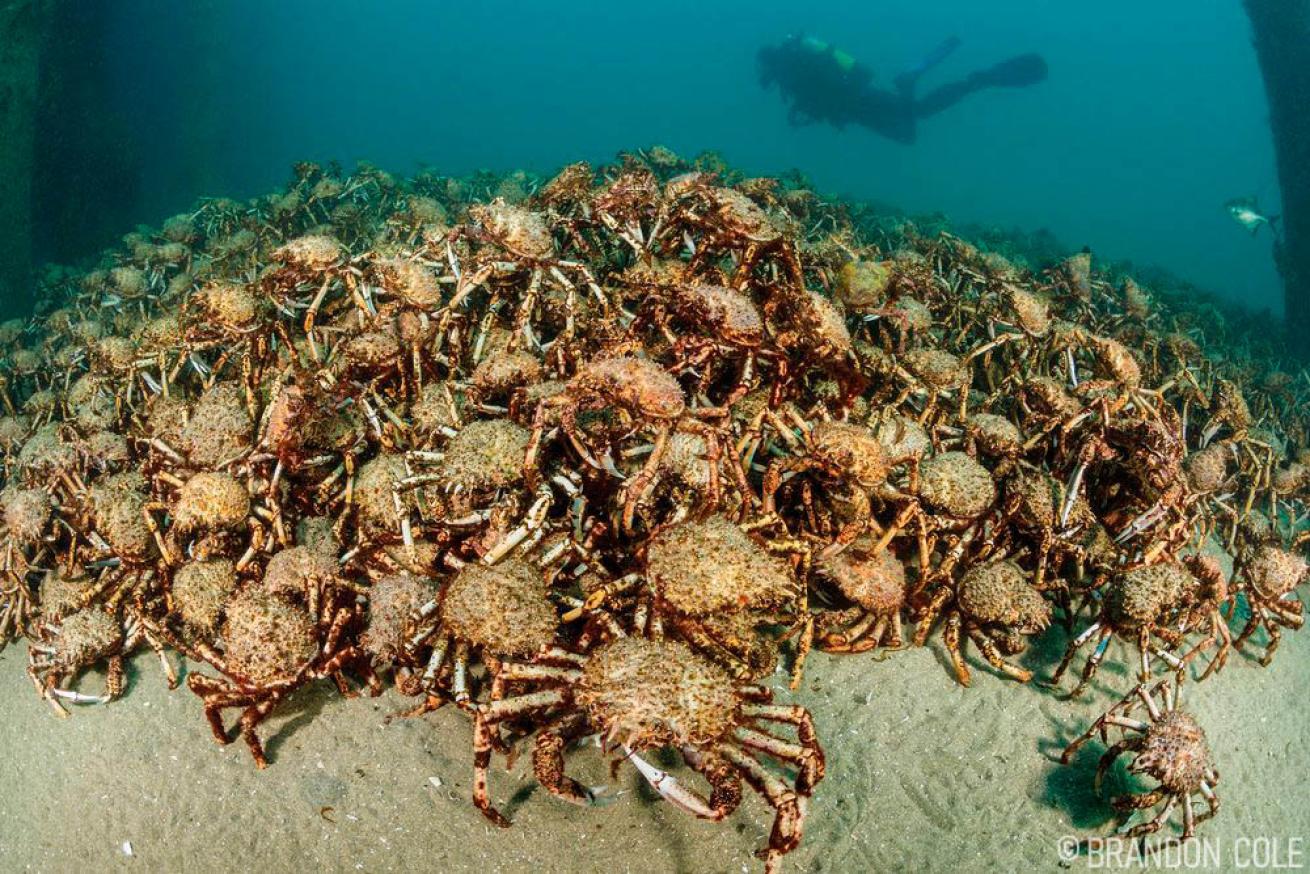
[4, 5, 1308, 874]
[35, 0, 1281, 313]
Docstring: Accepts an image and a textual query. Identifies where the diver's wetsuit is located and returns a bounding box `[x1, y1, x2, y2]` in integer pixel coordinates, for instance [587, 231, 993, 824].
[758, 36, 1047, 144]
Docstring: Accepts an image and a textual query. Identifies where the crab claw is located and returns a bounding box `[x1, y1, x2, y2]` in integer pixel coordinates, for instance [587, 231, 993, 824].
[625, 747, 723, 820]
[51, 688, 111, 705]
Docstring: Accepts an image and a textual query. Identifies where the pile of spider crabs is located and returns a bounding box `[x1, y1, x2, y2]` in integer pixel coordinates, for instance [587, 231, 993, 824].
[1, 146, 1306, 869]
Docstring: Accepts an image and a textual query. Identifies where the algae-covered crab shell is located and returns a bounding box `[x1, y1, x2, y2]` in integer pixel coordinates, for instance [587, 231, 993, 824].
[868, 413, 931, 466]
[353, 454, 411, 534]
[171, 559, 239, 638]
[958, 561, 1050, 632]
[261, 545, 340, 603]
[220, 588, 319, 685]
[1185, 444, 1231, 493]
[80, 430, 131, 471]
[673, 284, 764, 346]
[181, 382, 254, 468]
[1244, 545, 1308, 599]
[409, 381, 466, 435]
[110, 266, 149, 299]
[468, 199, 554, 260]
[534, 161, 594, 207]
[371, 258, 444, 309]
[338, 330, 403, 375]
[1061, 251, 1093, 300]
[834, 259, 893, 312]
[0, 415, 30, 452]
[133, 313, 184, 354]
[660, 170, 712, 202]
[817, 542, 906, 613]
[196, 282, 263, 329]
[794, 289, 853, 355]
[1020, 376, 1081, 419]
[1, 486, 52, 543]
[965, 413, 1023, 457]
[67, 373, 117, 431]
[1208, 379, 1252, 433]
[888, 296, 933, 334]
[470, 349, 544, 400]
[403, 195, 447, 226]
[172, 472, 250, 537]
[1107, 563, 1192, 626]
[1083, 333, 1141, 389]
[702, 186, 784, 242]
[902, 348, 968, 391]
[1003, 285, 1051, 336]
[1006, 471, 1100, 534]
[50, 608, 123, 669]
[807, 420, 890, 491]
[1271, 462, 1310, 496]
[642, 144, 683, 172]
[646, 515, 796, 617]
[271, 234, 344, 270]
[38, 566, 95, 621]
[1122, 277, 1152, 318]
[575, 636, 740, 749]
[92, 336, 137, 373]
[361, 572, 435, 662]
[89, 476, 155, 563]
[440, 557, 557, 658]
[436, 419, 531, 493]
[918, 451, 996, 518]
[570, 356, 686, 420]
[654, 431, 714, 491]
[296, 516, 340, 557]
[1136, 710, 1215, 795]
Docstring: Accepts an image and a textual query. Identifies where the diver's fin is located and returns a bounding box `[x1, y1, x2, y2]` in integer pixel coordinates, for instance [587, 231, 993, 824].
[920, 36, 962, 71]
[971, 53, 1048, 89]
[894, 36, 962, 95]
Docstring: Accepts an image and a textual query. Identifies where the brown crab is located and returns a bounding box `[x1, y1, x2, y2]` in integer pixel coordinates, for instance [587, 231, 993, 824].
[26, 605, 174, 716]
[811, 536, 909, 654]
[1233, 544, 1306, 666]
[914, 559, 1050, 686]
[1061, 678, 1219, 844]
[473, 636, 824, 873]
[1048, 561, 1198, 697]
[524, 355, 731, 531]
[401, 554, 560, 712]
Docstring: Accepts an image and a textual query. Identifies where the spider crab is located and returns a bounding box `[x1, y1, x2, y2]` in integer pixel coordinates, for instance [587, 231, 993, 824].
[473, 636, 823, 873]
[1061, 678, 1219, 845]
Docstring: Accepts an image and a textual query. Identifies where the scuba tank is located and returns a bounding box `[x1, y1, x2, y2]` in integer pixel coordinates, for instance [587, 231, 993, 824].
[794, 35, 870, 86]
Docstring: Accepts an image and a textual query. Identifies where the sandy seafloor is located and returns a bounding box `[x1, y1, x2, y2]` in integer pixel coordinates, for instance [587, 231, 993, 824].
[1, 589, 1306, 874]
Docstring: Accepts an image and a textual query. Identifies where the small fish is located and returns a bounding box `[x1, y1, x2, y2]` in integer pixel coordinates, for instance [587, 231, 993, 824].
[1224, 196, 1278, 235]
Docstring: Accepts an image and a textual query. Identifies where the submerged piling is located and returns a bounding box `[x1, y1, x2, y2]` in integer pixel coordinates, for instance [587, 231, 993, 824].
[0, 0, 40, 316]
[1244, 0, 1310, 356]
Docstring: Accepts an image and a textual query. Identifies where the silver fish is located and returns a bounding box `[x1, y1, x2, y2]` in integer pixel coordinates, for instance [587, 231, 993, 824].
[1224, 196, 1278, 235]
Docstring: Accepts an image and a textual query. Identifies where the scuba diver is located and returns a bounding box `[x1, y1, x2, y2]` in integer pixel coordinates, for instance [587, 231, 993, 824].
[758, 35, 1048, 144]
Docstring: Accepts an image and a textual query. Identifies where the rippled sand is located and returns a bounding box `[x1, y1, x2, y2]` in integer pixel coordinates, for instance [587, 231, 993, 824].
[2, 597, 1305, 874]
